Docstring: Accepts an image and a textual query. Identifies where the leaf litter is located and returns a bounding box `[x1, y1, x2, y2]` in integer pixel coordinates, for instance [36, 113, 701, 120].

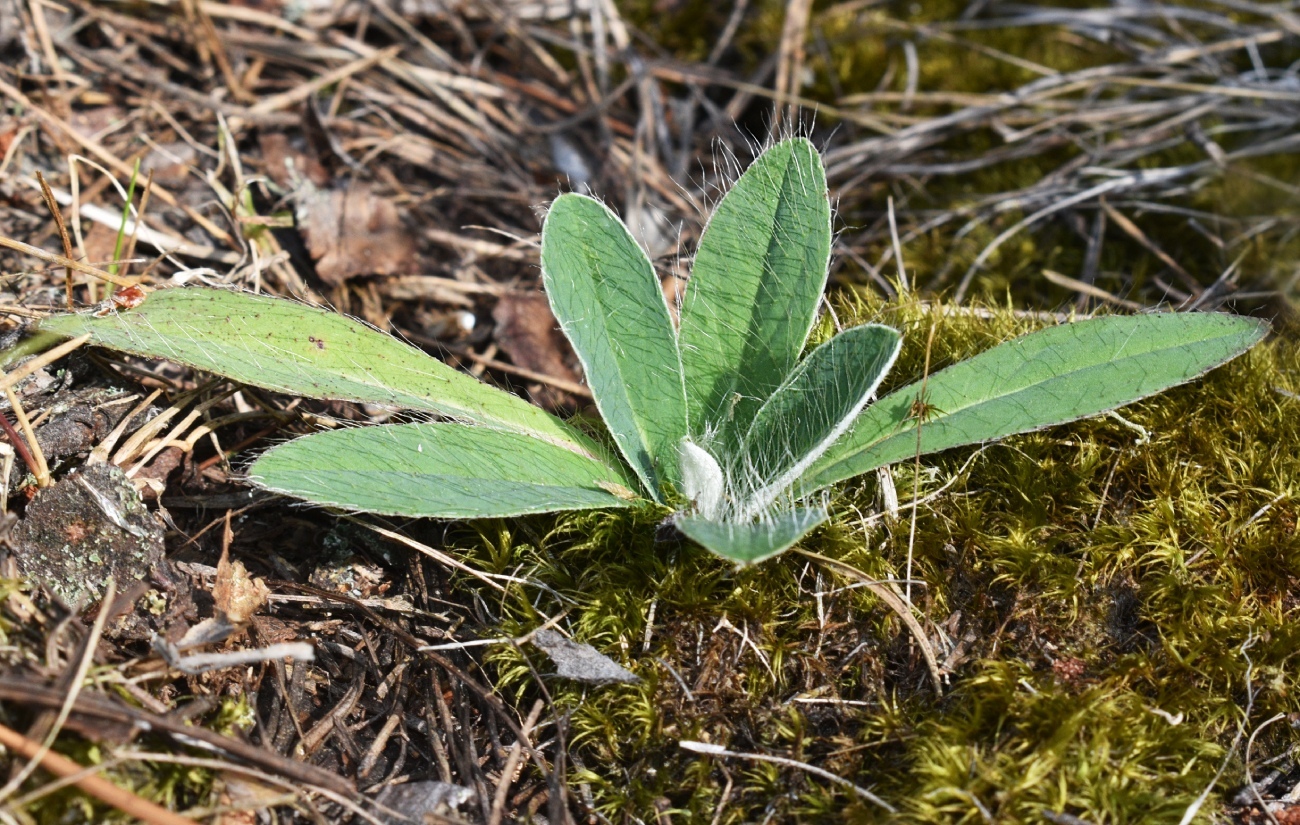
[0, 1, 1296, 823]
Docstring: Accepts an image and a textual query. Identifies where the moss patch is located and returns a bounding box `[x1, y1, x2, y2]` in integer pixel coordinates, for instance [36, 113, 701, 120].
[451, 294, 1300, 822]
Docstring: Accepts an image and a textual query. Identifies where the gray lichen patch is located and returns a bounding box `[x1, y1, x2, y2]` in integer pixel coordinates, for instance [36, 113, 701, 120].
[11, 463, 165, 606]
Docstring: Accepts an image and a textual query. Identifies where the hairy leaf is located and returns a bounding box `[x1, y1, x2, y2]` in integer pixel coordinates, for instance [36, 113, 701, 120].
[737, 324, 900, 516]
[39, 288, 609, 461]
[678, 138, 831, 444]
[250, 423, 635, 518]
[801, 313, 1269, 491]
[680, 438, 725, 520]
[541, 194, 687, 501]
[676, 507, 827, 566]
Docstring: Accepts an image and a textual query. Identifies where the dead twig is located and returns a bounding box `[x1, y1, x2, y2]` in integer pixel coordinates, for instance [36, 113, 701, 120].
[0, 722, 199, 825]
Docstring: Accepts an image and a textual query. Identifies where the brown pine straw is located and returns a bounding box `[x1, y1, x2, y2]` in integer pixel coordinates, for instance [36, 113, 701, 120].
[3, 386, 49, 487]
[33, 172, 76, 308]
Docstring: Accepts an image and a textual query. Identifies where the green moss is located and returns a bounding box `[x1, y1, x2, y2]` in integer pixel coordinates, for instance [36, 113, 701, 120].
[0, 680, 238, 823]
[448, 291, 1300, 822]
[14, 739, 214, 825]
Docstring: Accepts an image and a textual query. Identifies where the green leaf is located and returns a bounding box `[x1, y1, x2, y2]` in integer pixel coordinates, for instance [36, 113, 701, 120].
[541, 193, 687, 501]
[678, 138, 831, 443]
[249, 423, 636, 518]
[801, 313, 1270, 491]
[38, 288, 608, 463]
[676, 507, 827, 566]
[737, 324, 900, 515]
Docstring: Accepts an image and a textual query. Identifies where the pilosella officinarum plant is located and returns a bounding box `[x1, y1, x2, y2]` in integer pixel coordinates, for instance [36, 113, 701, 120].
[38, 138, 1268, 565]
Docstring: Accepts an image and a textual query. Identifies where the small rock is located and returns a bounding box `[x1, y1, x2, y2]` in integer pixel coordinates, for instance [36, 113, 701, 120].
[533, 628, 640, 685]
[374, 781, 473, 822]
[11, 463, 166, 606]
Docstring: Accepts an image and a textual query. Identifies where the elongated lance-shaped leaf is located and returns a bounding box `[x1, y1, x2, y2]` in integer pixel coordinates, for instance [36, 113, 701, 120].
[39, 288, 616, 465]
[736, 324, 900, 517]
[676, 507, 827, 566]
[541, 193, 687, 502]
[678, 138, 831, 444]
[800, 313, 1269, 492]
[250, 423, 637, 518]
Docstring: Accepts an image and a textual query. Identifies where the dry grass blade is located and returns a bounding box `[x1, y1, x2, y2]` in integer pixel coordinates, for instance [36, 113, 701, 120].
[3, 387, 48, 488]
[795, 549, 943, 697]
[33, 172, 75, 308]
[0, 235, 137, 289]
[1042, 269, 1143, 311]
[679, 739, 895, 812]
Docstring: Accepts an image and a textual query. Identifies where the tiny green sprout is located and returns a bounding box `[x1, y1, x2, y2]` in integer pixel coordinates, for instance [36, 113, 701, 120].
[36, 138, 1269, 566]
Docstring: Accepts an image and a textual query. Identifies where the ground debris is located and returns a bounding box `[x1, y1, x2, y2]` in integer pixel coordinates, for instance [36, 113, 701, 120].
[9, 463, 170, 607]
[297, 183, 416, 284]
[374, 780, 474, 822]
[533, 628, 639, 685]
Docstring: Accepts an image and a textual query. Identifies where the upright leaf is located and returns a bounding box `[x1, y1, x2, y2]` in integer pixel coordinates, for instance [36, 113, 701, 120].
[676, 507, 827, 566]
[801, 313, 1269, 492]
[250, 423, 636, 518]
[680, 438, 725, 520]
[541, 194, 687, 501]
[737, 324, 900, 516]
[678, 138, 831, 442]
[39, 288, 609, 461]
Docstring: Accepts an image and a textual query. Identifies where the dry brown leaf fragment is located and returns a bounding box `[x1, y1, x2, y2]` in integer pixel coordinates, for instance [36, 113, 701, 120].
[0, 121, 17, 161]
[492, 291, 582, 409]
[297, 183, 415, 284]
[213, 553, 270, 624]
[257, 131, 329, 188]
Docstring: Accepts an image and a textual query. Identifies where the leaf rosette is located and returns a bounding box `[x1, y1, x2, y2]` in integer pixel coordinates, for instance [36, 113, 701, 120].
[35, 138, 1269, 565]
